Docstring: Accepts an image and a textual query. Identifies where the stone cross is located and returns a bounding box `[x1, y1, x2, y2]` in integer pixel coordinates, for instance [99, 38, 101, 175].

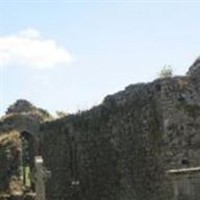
[34, 156, 51, 200]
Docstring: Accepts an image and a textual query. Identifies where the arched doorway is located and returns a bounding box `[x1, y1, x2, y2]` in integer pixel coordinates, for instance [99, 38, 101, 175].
[20, 130, 39, 193]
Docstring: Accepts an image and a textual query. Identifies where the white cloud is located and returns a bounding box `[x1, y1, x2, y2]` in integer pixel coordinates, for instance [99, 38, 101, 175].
[0, 28, 72, 69]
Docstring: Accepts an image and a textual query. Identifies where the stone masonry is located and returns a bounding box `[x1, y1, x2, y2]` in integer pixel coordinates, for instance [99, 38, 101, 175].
[0, 57, 200, 200]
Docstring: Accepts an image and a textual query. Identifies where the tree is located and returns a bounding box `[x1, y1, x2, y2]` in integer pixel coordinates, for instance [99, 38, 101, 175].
[158, 65, 173, 78]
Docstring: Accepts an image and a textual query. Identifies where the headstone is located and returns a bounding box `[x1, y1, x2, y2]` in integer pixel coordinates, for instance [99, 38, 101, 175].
[34, 156, 51, 200]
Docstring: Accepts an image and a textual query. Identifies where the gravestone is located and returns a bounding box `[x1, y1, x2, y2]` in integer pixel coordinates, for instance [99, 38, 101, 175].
[34, 156, 51, 200]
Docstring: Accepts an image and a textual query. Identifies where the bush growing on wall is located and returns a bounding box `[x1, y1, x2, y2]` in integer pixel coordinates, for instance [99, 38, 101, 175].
[159, 65, 173, 78]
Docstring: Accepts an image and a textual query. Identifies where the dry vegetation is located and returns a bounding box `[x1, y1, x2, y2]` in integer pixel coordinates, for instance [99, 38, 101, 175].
[0, 131, 22, 195]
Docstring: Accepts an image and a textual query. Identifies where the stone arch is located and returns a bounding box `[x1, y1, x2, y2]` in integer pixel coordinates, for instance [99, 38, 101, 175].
[20, 130, 39, 192]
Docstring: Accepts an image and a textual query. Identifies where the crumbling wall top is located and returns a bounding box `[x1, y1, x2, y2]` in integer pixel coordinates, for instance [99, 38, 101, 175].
[187, 56, 200, 79]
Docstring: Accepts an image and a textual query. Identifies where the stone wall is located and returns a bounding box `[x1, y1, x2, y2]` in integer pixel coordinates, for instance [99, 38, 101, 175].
[0, 100, 52, 195]
[0, 131, 22, 195]
[39, 83, 165, 200]
[0, 58, 200, 199]
[39, 58, 200, 200]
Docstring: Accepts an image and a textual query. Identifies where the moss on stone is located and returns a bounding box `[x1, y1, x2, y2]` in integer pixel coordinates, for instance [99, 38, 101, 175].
[176, 102, 200, 118]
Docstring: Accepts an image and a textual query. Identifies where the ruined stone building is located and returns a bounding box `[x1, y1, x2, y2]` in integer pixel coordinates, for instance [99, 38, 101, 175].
[0, 57, 200, 200]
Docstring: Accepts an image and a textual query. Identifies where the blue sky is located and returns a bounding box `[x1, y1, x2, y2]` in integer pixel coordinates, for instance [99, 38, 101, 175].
[0, 0, 200, 116]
